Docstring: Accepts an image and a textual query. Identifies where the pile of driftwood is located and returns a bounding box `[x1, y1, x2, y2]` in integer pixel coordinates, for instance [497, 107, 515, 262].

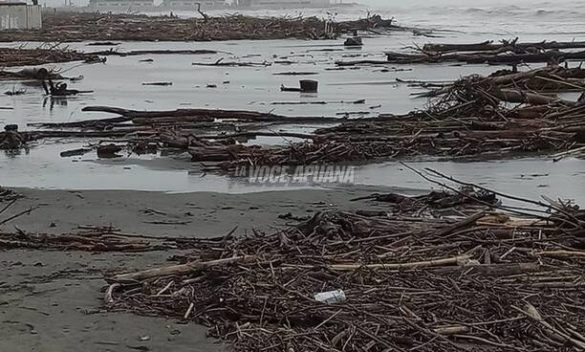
[309, 65, 585, 161]
[0, 187, 21, 203]
[105, 180, 585, 352]
[0, 226, 224, 252]
[351, 186, 498, 218]
[18, 65, 585, 165]
[0, 48, 100, 67]
[384, 38, 585, 65]
[178, 65, 585, 166]
[0, 12, 400, 42]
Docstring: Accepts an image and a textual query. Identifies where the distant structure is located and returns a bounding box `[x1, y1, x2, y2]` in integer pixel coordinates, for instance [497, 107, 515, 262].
[0, 2, 42, 30]
[88, 0, 154, 10]
[236, 0, 330, 8]
[160, 0, 227, 10]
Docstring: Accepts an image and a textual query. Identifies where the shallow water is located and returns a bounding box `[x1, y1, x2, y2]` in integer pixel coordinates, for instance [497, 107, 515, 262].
[2, 139, 584, 206]
[0, 35, 513, 126]
[1, 3, 585, 199]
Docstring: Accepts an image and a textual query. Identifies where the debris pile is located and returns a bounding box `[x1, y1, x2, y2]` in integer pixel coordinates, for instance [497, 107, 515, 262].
[16, 65, 585, 167]
[0, 13, 401, 42]
[0, 68, 65, 81]
[0, 227, 220, 252]
[0, 187, 21, 203]
[0, 48, 100, 67]
[105, 184, 585, 352]
[351, 187, 499, 217]
[185, 65, 585, 168]
[384, 38, 585, 65]
[310, 64, 585, 160]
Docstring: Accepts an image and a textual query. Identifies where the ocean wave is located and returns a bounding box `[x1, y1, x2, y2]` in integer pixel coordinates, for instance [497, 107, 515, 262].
[415, 4, 585, 21]
[463, 5, 522, 15]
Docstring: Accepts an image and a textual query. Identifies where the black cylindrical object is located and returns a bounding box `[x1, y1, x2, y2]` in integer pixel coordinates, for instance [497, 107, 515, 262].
[4, 124, 18, 132]
[300, 80, 318, 93]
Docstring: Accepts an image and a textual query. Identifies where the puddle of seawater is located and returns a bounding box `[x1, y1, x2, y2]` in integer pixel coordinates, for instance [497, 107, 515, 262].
[358, 158, 585, 205]
[0, 140, 325, 193]
[2, 139, 584, 205]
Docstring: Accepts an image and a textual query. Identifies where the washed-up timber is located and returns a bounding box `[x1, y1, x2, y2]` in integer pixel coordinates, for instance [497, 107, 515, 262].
[0, 12, 401, 42]
[0, 48, 101, 67]
[101, 179, 585, 352]
[376, 38, 585, 65]
[12, 64, 585, 164]
[0, 227, 228, 251]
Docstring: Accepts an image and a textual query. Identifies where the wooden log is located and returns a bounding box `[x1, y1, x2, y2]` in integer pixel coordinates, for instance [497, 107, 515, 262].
[534, 250, 585, 258]
[91, 49, 219, 56]
[285, 254, 472, 271]
[437, 212, 486, 237]
[431, 263, 542, 277]
[82, 106, 340, 123]
[487, 68, 545, 85]
[132, 116, 215, 125]
[493, 89, 573, 106]
[434, 326, 470, 335]
[108, 255, 258, 283]
[424, 40, 585, 54]
[384, 49, 585, 65]
[336, 59, 397, 67]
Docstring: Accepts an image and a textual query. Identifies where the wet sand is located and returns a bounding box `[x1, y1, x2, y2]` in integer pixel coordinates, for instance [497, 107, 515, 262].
[0, 186, 401, 352]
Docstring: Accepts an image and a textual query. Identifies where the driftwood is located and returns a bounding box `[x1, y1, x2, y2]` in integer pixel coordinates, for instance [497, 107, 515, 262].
[19, 64, 585, 164]
[104, 184, 585, 352]
[0, 13, 400, 43]
[384, 49, 585, 65]
[0, 225, 242, 252]
[423, 39, 585, 54]
[0, 48, 100, 67]
[360, 39, 585, 66]
[111, 255, 257, 283]
[194, 65, 585, 170]
[91, 49, 219, 57]
[31, 106, 340, 130]
[23, 66, 585, 164]
[335, 59, 390, 67]
[0, 68, 64, 81]
[192, 59, 270, 67]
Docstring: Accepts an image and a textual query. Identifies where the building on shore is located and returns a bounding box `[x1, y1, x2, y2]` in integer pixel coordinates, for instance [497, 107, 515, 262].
[88, 0, 154, 10]
[0, 2, 42, 30]
[236, 0, 331, 8]
[159, 0, 227, 11]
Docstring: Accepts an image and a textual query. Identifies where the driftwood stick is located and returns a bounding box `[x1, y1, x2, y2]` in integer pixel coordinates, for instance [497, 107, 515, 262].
[285, 254, 472, 271]
[437, 212, 486, 237]
[535, 250, 585, 258]
[0, 199, 17, 216]
[0, 206, 38, 226]
[104, 283, 121, 305]
[109, 255, 258, 283]
[514, 303, 585, 349]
